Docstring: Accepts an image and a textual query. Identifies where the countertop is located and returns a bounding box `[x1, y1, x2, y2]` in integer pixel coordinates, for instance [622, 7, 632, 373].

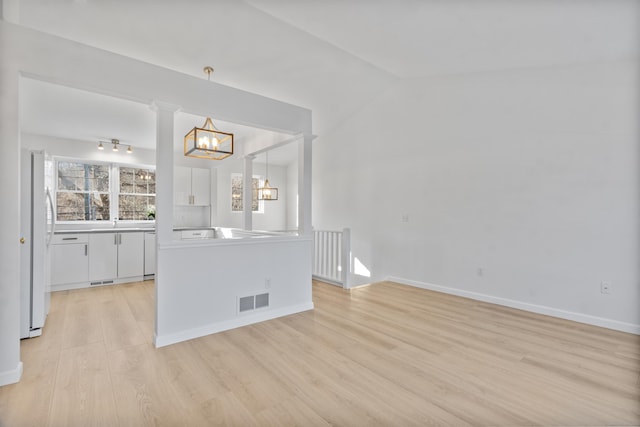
[55, 227, 155, 234]
[55, 226, 215, 235]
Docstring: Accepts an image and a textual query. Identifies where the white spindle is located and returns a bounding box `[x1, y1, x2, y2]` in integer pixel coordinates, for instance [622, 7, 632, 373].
[312, 228, 351, 288]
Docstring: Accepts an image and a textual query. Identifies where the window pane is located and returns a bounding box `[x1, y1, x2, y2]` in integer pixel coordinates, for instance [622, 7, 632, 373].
[251, 178, 259, 211]
[89, 165, 110, 192]
[231, 174, 260, 212]
[119, 167, 135, 194]
[58, 162, 109, 192]
[231, 174, 243, 211]
[119, 195, 155, 220]
[120, 167, 155, 194]
[57, 162, 85, 191]
[56, 192, 110, 221]
[135, 169, 155, 193]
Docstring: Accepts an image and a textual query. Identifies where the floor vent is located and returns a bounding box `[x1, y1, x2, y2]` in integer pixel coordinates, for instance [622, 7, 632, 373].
[90, 280, 115, 286]
[255, 293, 269, 309]
[239, 296, 255, 313]
[238, 293, 270, 313]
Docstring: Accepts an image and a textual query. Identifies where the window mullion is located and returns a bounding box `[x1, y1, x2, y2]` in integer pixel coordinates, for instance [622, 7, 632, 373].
[111, 164, 119, 221]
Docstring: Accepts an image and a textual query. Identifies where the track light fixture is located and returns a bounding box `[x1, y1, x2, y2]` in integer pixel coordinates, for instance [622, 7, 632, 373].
[97, 138, 132, 153]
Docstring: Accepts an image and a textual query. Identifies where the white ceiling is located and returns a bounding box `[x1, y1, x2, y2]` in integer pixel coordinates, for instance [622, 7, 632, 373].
[13, 0, 640, 161]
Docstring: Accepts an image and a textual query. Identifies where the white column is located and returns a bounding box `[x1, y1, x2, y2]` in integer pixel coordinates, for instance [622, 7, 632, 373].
[298, 135, 313, 236]
[243, 155, 255, 231]
[0, 64, 22, 385]
[150, 101, 179, 345]
[151, 102, 179, 244]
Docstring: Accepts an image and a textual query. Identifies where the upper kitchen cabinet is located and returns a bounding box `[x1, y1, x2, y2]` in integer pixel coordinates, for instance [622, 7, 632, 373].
[174, 166, 210, 206]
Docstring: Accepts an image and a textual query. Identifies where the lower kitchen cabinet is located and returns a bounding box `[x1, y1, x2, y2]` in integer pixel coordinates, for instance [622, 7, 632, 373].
[89, 232, 144, 283]
[51, 234, 89, 286]
[144, 232, 156, 276]
[118, 232, 144, 278]
[89, 233, 118, 282]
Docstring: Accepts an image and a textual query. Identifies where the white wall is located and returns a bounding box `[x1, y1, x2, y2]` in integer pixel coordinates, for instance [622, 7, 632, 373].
[313, 60, 640, 332]
[21, 133, 156, 166]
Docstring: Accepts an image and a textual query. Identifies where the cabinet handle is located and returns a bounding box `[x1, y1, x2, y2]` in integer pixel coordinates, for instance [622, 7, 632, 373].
[63, 237, 78, 241]
[84, 244, 87, 256]
[119, 234, 122, 245]
[114, 234, 118, 245]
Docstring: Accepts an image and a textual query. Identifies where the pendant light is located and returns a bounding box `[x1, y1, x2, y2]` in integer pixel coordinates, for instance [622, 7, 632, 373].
[258, 151, 278, 201]
[184, 66, 234, 160]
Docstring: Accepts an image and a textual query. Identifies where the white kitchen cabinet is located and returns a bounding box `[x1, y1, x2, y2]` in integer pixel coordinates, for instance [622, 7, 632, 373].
[89, 232, 144, 283]
[144, 232, 156, 276]
[174, 166, 210, 206]
[173, 166, 191, 206]
[51, 234, 89, 286]
[119, 232, 144, 278]
[89, 233, 118, 282]
[190, 167, 210, 206]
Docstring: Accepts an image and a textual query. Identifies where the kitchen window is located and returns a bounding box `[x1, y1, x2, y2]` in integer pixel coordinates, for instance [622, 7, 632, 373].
[118, 167, 156, 220]
[55, 160, 155, 222]
[231, 173, 263, 213]
[56, 161, 110, 221]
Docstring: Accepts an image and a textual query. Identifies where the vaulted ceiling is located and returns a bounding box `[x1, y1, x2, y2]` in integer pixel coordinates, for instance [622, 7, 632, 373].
[11, 0, 640, 150]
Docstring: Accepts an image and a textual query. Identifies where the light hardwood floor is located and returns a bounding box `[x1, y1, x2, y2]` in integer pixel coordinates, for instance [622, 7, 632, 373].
[1, 280, 638, 426]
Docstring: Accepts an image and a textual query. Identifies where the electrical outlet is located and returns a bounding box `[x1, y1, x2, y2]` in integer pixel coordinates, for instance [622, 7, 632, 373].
[401, 214, 409, 223]
[477, 268, 484, 277]
[600, 281, 612, 295]
[265, 278, 271, 289]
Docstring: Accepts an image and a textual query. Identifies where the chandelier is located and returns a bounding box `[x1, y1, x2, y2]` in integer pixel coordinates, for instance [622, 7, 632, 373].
[184, 67, 234, 160]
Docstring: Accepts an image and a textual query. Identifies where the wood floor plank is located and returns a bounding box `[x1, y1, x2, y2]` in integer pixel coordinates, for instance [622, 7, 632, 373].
[1, 279, 638, 426]
[61, 286, 113, 349]
[48, 341, 118, 427]
[107, 343, 193, 427]
[100, 287, 146, 352]
[119, 281, 155, 340]
[0, 346, 59, 427]
[254, 395, 332, 427]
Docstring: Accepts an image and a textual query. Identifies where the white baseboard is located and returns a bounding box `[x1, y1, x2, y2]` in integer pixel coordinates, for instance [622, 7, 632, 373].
[387, 276, 640, 335]
[154, 302, 314, 348]
[51, 276, 146, 292]
[0, 361, 23, 386]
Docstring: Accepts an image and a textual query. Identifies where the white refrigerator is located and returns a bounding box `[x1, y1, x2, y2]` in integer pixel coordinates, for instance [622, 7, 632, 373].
[20, 149, 54, 339]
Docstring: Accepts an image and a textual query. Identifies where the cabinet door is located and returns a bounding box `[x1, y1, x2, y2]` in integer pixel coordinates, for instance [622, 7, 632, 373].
[118, 232, 144, 278]
[144, 232, 156, 275]
[173, 166, 191, 205]
[191, 167, 210, 206]
[51, 243, 89, 285]
[89, 233, 118, 282]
